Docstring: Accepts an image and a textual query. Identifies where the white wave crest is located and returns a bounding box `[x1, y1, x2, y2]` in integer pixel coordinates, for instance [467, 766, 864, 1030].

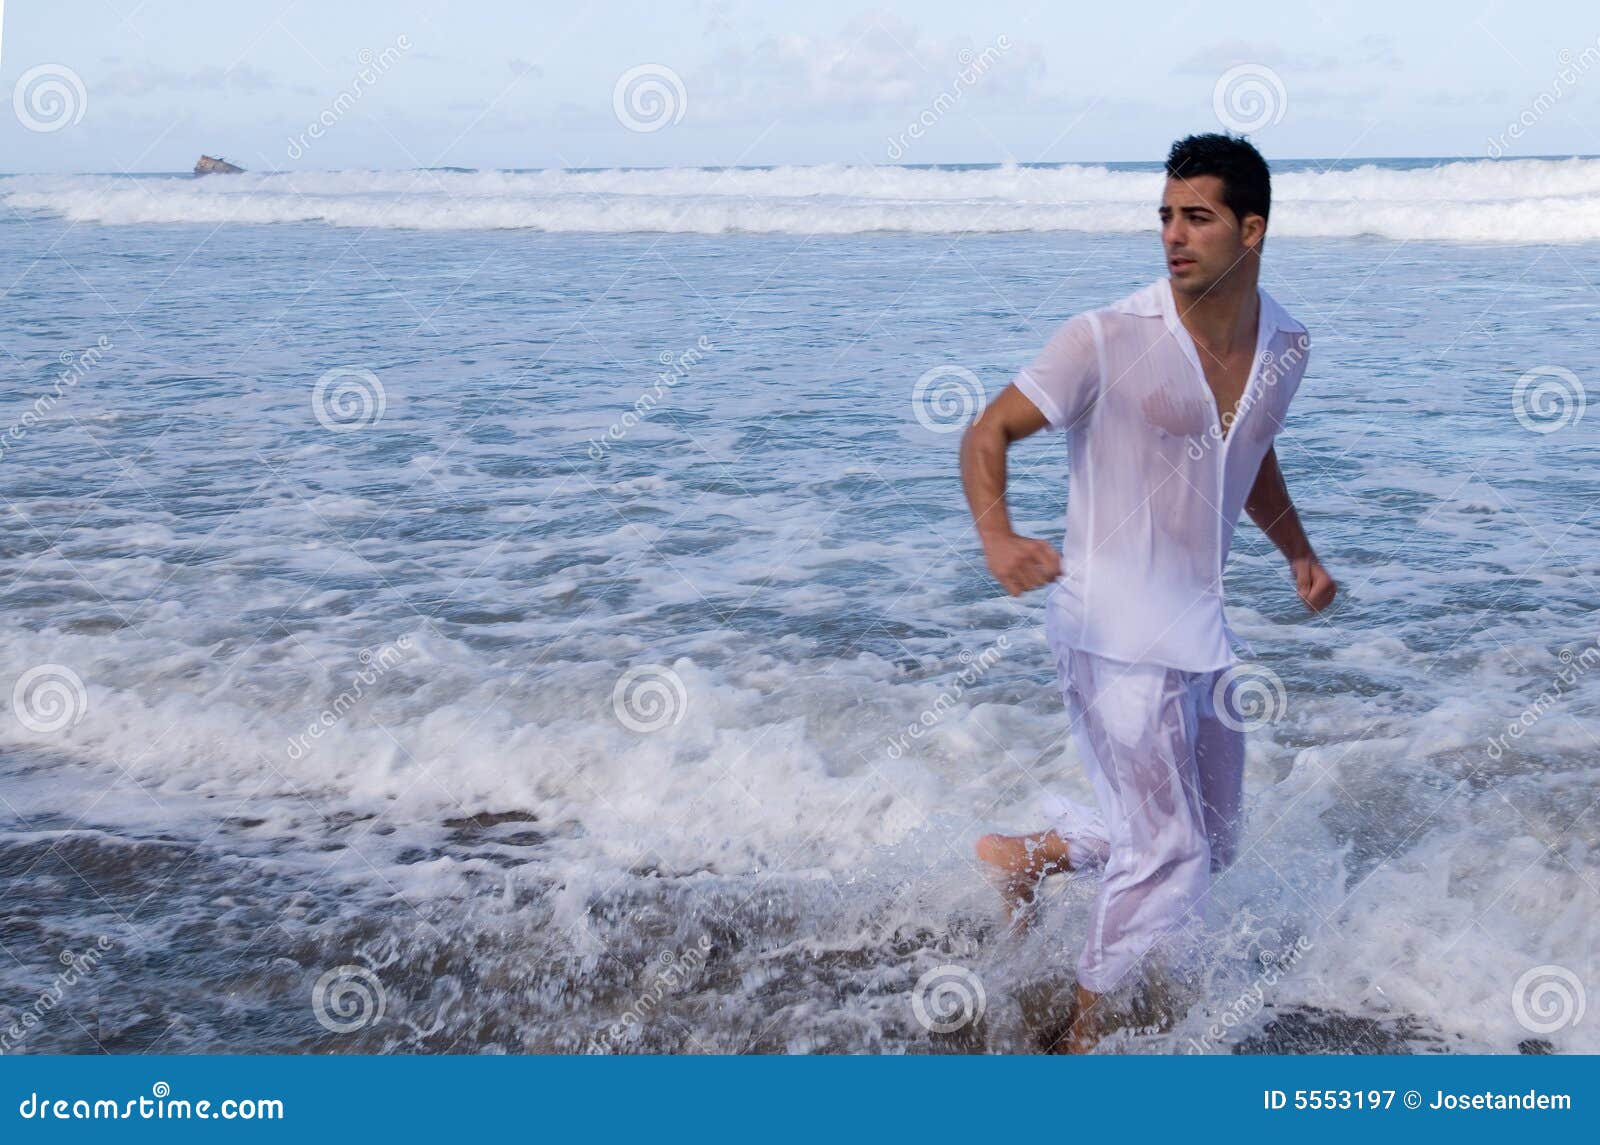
[4, 157, 1599, 242]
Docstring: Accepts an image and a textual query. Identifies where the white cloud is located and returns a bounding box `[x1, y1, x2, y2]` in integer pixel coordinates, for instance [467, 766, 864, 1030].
[697, 11, 1045, 119]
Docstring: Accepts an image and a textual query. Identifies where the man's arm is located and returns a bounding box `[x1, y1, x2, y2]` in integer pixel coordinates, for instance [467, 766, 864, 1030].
[959, 384, 1063, 596]
[1243, 445, 1337, 612]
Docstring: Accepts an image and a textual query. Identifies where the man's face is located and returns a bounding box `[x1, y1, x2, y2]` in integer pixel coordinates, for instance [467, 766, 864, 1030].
[1159, 174, 1263, 296]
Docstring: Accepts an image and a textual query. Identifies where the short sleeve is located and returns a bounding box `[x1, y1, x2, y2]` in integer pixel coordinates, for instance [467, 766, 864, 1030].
[1012, 312, 1100, 431]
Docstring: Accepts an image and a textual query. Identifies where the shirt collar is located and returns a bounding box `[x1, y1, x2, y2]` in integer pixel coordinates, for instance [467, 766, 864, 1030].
[1114, 275, 1305, 339]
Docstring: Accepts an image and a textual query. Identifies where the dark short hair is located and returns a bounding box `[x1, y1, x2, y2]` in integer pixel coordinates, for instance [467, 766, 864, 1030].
[1164, 132, 1271, 226]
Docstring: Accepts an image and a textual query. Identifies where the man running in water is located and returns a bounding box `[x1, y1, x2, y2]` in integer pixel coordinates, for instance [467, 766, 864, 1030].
[958, 133, 1337, 1053]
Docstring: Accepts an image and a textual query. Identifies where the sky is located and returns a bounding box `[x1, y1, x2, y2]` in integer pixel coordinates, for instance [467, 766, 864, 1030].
[2, 0, 1599, 172]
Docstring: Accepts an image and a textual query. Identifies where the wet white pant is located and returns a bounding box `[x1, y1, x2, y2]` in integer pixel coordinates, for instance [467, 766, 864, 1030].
[1040, 609, 1247, 995]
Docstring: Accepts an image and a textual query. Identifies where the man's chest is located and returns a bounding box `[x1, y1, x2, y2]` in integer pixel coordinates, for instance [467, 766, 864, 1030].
[1195, 345, 1257, 436]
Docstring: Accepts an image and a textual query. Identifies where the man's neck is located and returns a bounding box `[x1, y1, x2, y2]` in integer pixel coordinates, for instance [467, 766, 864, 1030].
[1172, 272, 1260, 360]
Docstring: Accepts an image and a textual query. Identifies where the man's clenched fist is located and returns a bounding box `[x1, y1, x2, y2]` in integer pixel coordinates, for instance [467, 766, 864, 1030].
[983, 532, 1062, 596]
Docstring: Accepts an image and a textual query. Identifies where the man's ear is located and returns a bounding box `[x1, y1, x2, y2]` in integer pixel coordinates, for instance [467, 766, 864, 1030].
[1240, 212, 1267, 251]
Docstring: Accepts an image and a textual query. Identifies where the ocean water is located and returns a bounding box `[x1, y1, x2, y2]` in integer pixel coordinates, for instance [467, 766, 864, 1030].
[1, 157, 1597, 1055]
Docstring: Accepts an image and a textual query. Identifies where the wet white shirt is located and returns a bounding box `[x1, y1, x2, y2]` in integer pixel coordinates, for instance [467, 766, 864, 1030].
[1012, 275, 1311, 673]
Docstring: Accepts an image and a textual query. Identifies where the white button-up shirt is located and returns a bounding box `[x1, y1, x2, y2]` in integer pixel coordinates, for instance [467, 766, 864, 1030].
[1013, 275, 1311, 672]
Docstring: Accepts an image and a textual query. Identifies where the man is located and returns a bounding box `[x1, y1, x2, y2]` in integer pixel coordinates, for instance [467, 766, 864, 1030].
[957, 133, 1337, 1054]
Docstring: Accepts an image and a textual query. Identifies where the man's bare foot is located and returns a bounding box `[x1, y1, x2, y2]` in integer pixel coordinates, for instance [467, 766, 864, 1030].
[1068, 985, 1107, 1055]
[975, 830, 1075, 933]
[1043, 985, 1107, 1055]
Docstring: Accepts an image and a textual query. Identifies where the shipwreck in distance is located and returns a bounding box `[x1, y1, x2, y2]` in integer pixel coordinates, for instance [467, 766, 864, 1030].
[194, 155, 244, 176]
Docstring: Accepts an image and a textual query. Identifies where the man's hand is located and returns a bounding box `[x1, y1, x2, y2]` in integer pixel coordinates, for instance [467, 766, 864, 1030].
[1290, 554, 1337, 612]
[984, 532, 1062, 596]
